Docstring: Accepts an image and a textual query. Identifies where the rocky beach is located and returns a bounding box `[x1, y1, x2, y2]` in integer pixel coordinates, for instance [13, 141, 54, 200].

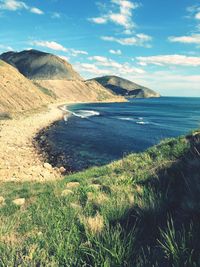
[0, 103, 67, 182]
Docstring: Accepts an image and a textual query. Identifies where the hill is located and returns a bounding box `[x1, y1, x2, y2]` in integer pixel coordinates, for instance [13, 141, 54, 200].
[0, 50, 82, 80]
[90, 75, 160, 98]
[0, 130, 199, 265]
[35, 79, 123, 103]
[0, 60, 52, 115]
[0, 50, 124, 105]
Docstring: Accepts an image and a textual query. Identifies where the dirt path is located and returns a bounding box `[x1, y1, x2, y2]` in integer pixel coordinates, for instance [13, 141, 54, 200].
[0, 103, 66, 182]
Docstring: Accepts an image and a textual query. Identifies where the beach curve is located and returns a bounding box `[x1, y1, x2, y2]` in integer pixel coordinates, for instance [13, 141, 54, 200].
[0, 103, 67, 182]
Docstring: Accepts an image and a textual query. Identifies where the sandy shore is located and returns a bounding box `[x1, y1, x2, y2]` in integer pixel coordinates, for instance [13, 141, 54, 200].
[0, 103, 68, 182]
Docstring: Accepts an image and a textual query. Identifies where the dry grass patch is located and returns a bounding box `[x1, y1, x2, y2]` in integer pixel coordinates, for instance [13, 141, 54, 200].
[135, 185, 143, 195]
[66, 182, 80, 189]
[12, 198, 25, 206]
[82, 213, 104, 235]
[87, 192, 109, 206]
[70, 202, 82, 210]
[0, 196, 5, 206]
[61, 189, 73, 197]
[0, 233, 20, 246]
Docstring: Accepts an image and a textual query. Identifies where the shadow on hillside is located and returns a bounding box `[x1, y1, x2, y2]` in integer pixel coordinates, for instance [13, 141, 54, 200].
[117, 133, 200, 266]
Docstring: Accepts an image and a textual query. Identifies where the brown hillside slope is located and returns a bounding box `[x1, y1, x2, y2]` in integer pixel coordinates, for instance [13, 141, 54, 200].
[0, 50, 125, 104]
[35, 79, 125, 102]
[0, 60, 52, 114]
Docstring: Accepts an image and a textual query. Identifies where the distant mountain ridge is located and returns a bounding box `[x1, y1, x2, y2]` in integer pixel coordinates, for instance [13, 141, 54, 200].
[0, 50, 82, 80]
[0, 50, 124, 114]
[90, 76, 160, 98]
[0, 49, 160, 115]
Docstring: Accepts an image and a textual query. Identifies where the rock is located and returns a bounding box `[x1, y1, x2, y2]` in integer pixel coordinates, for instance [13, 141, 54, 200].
[61, 189, 73, 197]
[40, 135, 46, 141]
[66, 182, 80, 188]
[13, 198, 25, 206]
[0, 196, 5, 206]
[59, 166, 66, 174]
[43, 162, 52, 170]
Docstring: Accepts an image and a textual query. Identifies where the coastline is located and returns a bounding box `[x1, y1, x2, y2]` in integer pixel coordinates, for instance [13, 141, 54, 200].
[0, 102, 66, 182]
[0, 98, 125, 182]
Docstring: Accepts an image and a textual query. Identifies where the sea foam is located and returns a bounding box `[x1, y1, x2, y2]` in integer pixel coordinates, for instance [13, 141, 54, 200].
[72, 110, 100, 119]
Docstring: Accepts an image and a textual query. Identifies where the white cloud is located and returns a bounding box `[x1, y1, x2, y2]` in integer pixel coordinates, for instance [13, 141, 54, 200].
[75, 59, 200, 96]
[0, 0, 27, 10]
[89, 55, 121, 68]
[89, 0, 139, 33]
[30, 7, 44, 15]
[88, 55, 145, 74]
[31, 40, 88, 57]
[0, 0, 44, 15]
[186, 5, 200, 19]
[58, 55, 70, 62]
[170, 6, 200, 45]
[101, 34, 152, 47]
[31, 41, 67, 52]
[109, 49, 122, 55]
[90, 17, 107, 24]
[70, 49, 88, 57]
[137, 54, 200, 67]
[0, 44, 13, 51]
[141, 71, 200, 96]
[169, 34, 200, 45]
[75, 62, 112, 76]
[195, 12, 200, 20]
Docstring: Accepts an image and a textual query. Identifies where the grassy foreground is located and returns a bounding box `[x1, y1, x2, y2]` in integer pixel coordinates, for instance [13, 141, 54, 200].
[0, 131, 200, 266]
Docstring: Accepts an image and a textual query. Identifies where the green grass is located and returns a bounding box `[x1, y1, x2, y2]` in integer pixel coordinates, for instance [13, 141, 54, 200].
[0, 132, 200, 266]
[0, 60, 5, 66]
[0, 112, 12, 120]
[33, 82, 57, 99]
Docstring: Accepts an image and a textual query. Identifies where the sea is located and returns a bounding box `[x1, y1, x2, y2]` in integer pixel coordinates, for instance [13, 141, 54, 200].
[45, 97, 200, 171]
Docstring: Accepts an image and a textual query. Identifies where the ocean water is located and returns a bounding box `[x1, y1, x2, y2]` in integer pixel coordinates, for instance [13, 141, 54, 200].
[45, 97, 200, 171]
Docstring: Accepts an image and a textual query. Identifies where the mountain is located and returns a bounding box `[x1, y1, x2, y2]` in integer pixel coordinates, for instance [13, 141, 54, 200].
[90, 75, 160, 98]
[0, 60, 51, 114]
[35, 79, 124, 103]
[0, 49, 82, 80]
[0, 50, 124, 114]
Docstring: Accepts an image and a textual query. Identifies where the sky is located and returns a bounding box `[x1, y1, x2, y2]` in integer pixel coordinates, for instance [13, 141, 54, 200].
[0, 0, 200, 96]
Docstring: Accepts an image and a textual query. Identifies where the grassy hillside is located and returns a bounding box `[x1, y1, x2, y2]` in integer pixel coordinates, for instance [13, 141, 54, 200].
[0, 131, 200, 266]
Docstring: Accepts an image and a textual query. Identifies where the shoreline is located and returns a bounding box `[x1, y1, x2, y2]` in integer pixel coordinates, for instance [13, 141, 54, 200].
[0, 102, 67, 182]
[0, 99, 125, 182]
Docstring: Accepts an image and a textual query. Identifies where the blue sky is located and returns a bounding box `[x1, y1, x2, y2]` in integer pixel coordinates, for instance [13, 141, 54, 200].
[0, 0, 200, 96]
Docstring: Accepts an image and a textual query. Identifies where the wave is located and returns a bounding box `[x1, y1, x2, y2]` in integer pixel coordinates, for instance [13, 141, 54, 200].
[72, 110, 100, 119]
[116, 116, 150, 125]
[136, 121, 149, 125]
[64, 115, 68, 122]
[60, 105, 68, 112]
[117, 117, 136, 122]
